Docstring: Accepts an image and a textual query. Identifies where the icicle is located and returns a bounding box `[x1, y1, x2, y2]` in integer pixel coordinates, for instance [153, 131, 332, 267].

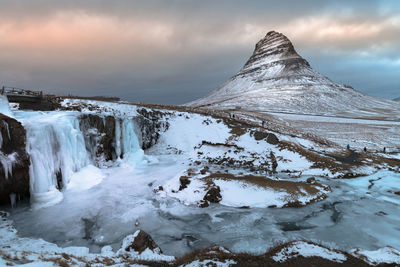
[0, 151, 15, 180]
[3, 121, 10, 139]
[115, 119, 122, 159]
[120, 118, 144, 165]
[9, 193, 16, 208]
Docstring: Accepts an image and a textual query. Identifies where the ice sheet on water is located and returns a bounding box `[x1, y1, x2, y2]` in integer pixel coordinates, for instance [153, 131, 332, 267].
[66, 165, 105, 192]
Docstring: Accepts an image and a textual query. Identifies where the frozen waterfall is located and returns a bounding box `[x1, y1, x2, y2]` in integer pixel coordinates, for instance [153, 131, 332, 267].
[0, 94, 13, 117]
[13, 111, 144, 208]
[0, 96, 15, 180]
[117, 118, 144, 166]
[21, 112, 90, 208]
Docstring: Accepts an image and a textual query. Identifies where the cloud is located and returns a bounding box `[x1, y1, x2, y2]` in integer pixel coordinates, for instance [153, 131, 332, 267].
[0, 0, 399, 103]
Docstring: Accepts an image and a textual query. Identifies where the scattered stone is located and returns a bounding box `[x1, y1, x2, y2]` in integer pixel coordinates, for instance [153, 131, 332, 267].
[200, 166, 210, 175]
[198, 200, 209, 208]
[266, 133, 279, 145]
[270, 151, 278, 173]
[122, 230, 162, 254]
[306, 177, 316, 184]
[179, 176, 190, 191]
[203, 186, 222, 203]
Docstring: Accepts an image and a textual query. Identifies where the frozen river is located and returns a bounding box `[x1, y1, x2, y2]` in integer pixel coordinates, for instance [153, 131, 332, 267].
[7, 157, 400, 257]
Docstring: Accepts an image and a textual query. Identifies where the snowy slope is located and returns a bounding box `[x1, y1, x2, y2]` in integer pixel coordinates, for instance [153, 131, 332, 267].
[187, 31, 400, 116]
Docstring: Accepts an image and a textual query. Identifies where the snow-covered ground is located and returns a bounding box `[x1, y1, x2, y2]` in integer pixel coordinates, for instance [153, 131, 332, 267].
[267, 111, 400, 152]
[1, 98, 400, 266]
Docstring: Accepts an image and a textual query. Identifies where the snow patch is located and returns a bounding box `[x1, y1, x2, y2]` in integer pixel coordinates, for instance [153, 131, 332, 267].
[272, 241, 347, 263]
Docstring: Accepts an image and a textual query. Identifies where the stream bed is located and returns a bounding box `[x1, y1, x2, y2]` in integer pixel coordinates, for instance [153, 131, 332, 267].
[6, 157, 400, 257]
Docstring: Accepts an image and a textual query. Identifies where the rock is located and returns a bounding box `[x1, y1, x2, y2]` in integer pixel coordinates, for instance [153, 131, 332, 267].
[253, 131, 268, 141]
[270, 151, 278, 173]
[266, 133, 279, 145]
[122, 230, 162, 254]
[135, 108, 169, 150]
[252, 130, 279, 145]
[306, 177, 316, 184]
[17, 96, 61, 111]
[78, 114, 116, 161]
[203, 186, 222, 203]
[0, 114, 30, 205]
[179, 176, 190, 191]
[200, 166, 210, 175]
[198, 200, 209, 208]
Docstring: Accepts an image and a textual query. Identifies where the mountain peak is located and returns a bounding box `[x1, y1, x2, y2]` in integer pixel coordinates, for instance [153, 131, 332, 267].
[186, 30, 398, 116]
[240, 30, 309, 76]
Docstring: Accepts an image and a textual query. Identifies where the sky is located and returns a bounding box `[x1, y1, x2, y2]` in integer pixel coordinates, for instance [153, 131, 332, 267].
[0, 0, 399, 104]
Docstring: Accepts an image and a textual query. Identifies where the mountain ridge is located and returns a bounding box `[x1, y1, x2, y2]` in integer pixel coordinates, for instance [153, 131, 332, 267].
[187, 31, 399, 117]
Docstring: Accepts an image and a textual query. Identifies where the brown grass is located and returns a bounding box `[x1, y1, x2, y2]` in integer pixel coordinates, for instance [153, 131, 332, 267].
[174, 240, 371, 267]
[278, 141, 354, 174]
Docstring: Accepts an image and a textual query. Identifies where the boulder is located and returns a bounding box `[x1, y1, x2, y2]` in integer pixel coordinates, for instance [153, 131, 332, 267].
[121, 230, 162, 254]
[200, 186, 222, 207]
[266, 133, 279, 145]
[306, 177, 316, 184]
[179, 176, 190, 191]
[252, 130, 279, 145]
[253, 131, 268, 141]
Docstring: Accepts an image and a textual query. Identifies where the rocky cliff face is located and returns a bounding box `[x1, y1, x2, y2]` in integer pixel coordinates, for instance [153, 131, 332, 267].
[135, 108, 169, 150]
[0, 114, 30, 205]
[78, 110, 168, 163]
[79, 114, 117, 162]
[187, 31, 399, 116]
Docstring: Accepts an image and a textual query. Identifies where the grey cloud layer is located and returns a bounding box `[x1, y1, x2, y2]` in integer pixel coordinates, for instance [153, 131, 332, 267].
[0, 0, 399, 103]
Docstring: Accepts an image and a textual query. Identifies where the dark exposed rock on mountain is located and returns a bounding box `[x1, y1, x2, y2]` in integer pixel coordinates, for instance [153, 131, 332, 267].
[0, 114, 30, 205]
[187, 31, 399, 115]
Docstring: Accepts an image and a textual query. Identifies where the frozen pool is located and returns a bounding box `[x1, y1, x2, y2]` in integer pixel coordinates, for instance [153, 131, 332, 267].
[6, 158, 400, 257]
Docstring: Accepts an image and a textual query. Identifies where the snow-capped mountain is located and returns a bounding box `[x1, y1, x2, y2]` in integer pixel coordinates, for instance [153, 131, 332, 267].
[187, 31, 399, 116]
[394, 97, 400, 102]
